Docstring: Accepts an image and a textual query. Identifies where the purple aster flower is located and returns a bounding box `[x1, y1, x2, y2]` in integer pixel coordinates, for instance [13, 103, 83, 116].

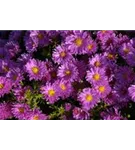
[13, 85, 31, 101]
[26, 108, 47, 120]
[6, 68, 24, 87]
[0, 77, 12, 97]
[95, 81, 111, 99]
[130, 37, 135, 48]
[65, 31, 88, 54]
[52, 44, 74, 64]
[57, 62, 78, 82]
[119, 42, 134, 59]
[25, 59, 47, 81]
[103, 52, 118, 63]
[72, 107, 90, 120]
[0, 39, 7, 47]
[0, 102, 13, 120]
[17, 53, 33, 65]
[114, 66, 135, 85]
[41, 82, 59, 104]
[97, 30, 114, 40]
[114, 83, 130, 102]
[128, 85, 135, 102]
[86, 68, 108, 85]
[126, 52, 135, 67]
[30, 30, 49, 47]
[117, 33, 129, 45]
[74, 60, 87, 80]
[78, 88, 99, 110]
[56, 79, 73, 99]
[4, 41, 21, 58]
[89, 54, 107, 69]
[83, 39, 97, 55]
[101, 107, 125, 120]
[24, 31, 38, 53]
[0, 48, 9, 59]
[64, 103, 72, 111]
[103, 91, 119, 105]
[9, 31, 23, 41]
[46, 30, 59, 38]
[12, 103, 31, 120]
[99, 32, 118, 52]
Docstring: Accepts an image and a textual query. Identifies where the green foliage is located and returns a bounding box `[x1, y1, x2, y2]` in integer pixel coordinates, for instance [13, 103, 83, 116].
[25, 89, 44, 109]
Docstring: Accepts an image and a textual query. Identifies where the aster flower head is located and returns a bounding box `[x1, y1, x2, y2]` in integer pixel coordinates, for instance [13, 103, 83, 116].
[95, 81, 111, 99]
[83, 39, 97, 55]
[114, 66, 135, 85]
[74, 60, 87, 80]
[78, 88, 99, 110]
[6, 68, 24, 87]
[24, 31, 38, 53]
[97, 30, 114, 40]
[99, 32, 118, 52]
[25, 59, 47, 81]
[0, 102, 13, 120]
[65, 31, 88, 54]
[13, 85, 31, 101]
[117, 33, 129, 45]
[30, 30, 49, 47]
[128, 85, 135, 102]
[89, 54, 107, 69]
[26, 109, 48, 120]
[103, 91, 119, 105]
[86, 67, 108, 85]
[72, 107, 90, 120]
[0, 48, 9, 59]
[126, 52, 135, 67]
[119, 42, 134, 59]
[114, 83, 130, 102]
[52, 44, 74, 64]
[0, 77, 12, 97]
[57, 62, 78, 82]
[12, 103, 31, 120]
[9, 31, 23, 41]
[56, 79, 73, 99]
[64, 103, 72, 111]
[4, 41, 20, 58]
[101, 107, 124, 120]
[41, 82, 59, 104]
[17, 53, 33, 65]
[0, 39, 7, 47]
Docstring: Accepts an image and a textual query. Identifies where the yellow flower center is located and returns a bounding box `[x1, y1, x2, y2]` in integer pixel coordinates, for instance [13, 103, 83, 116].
[102, 30, 106, 34]
[13, 75, 17, 81]
[33, 115, 39, 120]
[18, 107, 24, 113]
[107, 53, 114, 60]
[60, 51, 66, 57]
[85, 94, 93, 102]
[75, 38, 83, 47]
[32, 67, 39, 74]
[65, 70, 71, 75]
[94, 61, 101, 67]
[38, 33, 44, 40]
[60, 84, 66, 90]
[123, 48, 130, 54]
[51, 71, 56, 78]
[93, 73, 100, 81]
[0, 83, 4, 89]
[98, 86, 105, 93]
[48, 89, 55, 97]
[87, 44, 93, 50]
[3, 66, 9, 72]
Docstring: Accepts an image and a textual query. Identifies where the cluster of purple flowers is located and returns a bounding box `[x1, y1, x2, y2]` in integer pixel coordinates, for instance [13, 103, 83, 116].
[0, 30, 135, 120]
